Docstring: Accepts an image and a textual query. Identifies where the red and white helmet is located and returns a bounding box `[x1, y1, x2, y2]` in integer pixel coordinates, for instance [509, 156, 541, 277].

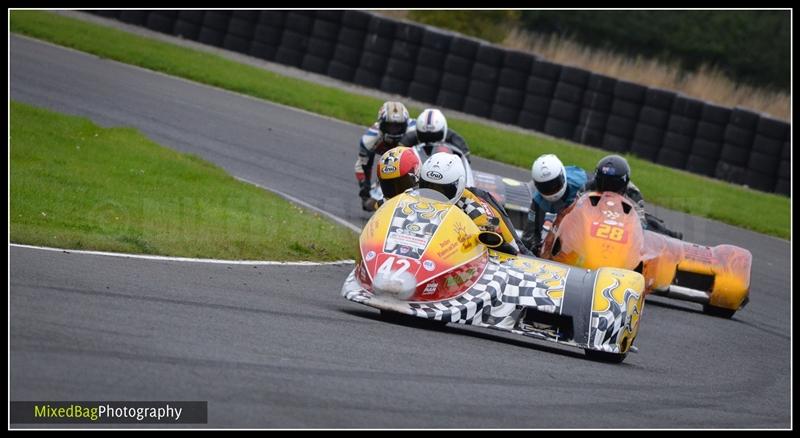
[377, 146, 422, 199]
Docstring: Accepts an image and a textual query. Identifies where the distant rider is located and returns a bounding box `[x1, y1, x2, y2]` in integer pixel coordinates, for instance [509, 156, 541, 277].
[400, 108, 471, 162]
[365, 146, 423, 210]
[521, 154, 588, 255]
[356, 101, 416, 211]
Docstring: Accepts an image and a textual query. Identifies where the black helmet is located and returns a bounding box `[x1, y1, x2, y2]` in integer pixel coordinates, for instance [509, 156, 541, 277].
[594, 155, 630, 194]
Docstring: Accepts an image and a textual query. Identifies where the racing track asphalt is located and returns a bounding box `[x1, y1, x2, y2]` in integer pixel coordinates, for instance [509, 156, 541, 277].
[9, 34, 791, 428]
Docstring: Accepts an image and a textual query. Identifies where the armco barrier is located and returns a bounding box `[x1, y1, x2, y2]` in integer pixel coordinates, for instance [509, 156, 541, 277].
[87, 10, 791, 196]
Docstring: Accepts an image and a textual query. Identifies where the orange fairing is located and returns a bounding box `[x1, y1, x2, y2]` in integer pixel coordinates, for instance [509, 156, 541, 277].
[544, 191, 643, 271]
[543, 191, 752, 312]
[356, 191, 488, 302]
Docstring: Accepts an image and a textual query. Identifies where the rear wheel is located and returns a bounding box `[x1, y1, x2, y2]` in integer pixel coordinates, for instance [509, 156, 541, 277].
[584, 349, 627, 364]
[703, 304, 736, 319]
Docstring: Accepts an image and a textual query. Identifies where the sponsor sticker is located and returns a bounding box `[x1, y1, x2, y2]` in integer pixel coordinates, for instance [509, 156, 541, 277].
[405, 223, 422, 233]
[422, 282, 438, 295]
[426, 170, 443, 180]
[423, 260, 436, 271]
[388, 232, 428, 250]
[365, 250, 376, 261]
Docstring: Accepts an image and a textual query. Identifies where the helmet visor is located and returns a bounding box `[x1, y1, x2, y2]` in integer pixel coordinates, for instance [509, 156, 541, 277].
[534, 172, 566, 196]
[597, 174, 628, 194]
[419, 178, 459, 201]
[380, 120, 407, 137]
[380, 173, 417, 199]
[417, 130, 444, 144]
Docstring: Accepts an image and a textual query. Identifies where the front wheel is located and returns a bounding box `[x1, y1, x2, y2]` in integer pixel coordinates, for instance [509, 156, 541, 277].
[584, 349, 627, 364]
[703, 304, 736, 319]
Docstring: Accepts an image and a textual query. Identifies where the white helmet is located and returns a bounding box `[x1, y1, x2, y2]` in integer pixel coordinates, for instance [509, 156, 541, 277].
[531, 154, 567, 202]
[419, 152, 465, 203]
[416, 108, 448, 144]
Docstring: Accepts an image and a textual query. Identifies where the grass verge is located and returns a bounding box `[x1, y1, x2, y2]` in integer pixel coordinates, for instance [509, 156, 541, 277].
[10, 101, 357, 261]
[10, 11, 790, 239]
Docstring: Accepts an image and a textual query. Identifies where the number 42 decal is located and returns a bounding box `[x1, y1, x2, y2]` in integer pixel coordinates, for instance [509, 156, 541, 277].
[591, 223, 628, 243]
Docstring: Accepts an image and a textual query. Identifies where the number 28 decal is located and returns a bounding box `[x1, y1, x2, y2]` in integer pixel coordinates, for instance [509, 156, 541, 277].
[591, 223, 628, 243]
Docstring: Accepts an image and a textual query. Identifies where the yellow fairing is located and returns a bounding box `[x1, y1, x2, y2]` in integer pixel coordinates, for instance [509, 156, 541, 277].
[591, 268, 646, 354]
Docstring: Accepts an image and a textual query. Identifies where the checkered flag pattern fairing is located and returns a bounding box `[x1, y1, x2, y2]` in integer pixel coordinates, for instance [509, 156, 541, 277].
[383, 199, 448, 259]
[590, 278, 641, 353]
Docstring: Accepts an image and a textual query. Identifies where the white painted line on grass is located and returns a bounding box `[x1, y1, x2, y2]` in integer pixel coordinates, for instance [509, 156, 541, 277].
[10, 244, 355, 266]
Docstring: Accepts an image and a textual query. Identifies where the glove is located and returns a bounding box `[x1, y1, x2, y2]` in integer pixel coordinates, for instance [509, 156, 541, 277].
[358, 180, 371, 200]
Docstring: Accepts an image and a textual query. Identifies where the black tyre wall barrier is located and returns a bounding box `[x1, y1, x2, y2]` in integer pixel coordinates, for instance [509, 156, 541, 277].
[89, 10, 790, 196]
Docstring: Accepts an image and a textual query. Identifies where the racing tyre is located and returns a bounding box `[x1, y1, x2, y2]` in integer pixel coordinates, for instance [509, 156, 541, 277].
[703, 305, 736, 319]
[584, 349, 627, 363]
[380, 310, 448, 328]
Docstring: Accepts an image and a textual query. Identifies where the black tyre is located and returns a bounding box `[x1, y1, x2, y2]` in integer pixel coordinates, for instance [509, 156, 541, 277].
[720, 144, 751, 166]
[756, 116, 790, 140]
[548, 100, 580, 122]
[503, 49, 534, 72]
[280, 30, 309, 52]
[614, 80, 646, 102]
[691, 138, 723, 160]
[574, 127, 604, 147]
[274, 47, 304, 67]
[332, 44, 362, 66]
[449, 37, 479, 58]
[774, 178, 790, 196]
[407, 82, 438, 103]
[522, 94, 552, 114]
[703, 304, 736, 319]
[745, 169, 776, 192]
[248, 41, 278, 61]
[723, 124, 755, 149]
[584, 349, 627, 363]
[526, 77, 556, 97]
[662, 132, 693, 153]
[395, 21, 424, 43]
[227, 17, 256, 39]
[413, 64, 442, 86]
[577, 109, 609, 131]
[173, 20, 201, 40]
[257, 11, 285, 28]
[671, 95, 704, 118]
[475, 44, 505, 66]
[440, 72, 470, 94]
[443, 54, 473, 75]
[778, 159, 790, 179]
[610, 99, 641, 119]
[747, 151, 780, 174]
[695, 121, 726, 142]
[605, 115, 636, 137]
[416, 47, 446, 69]
[253, 24, 283, 45]
[666, 115, 697, 137]
[587, 73, 617, 94]
[629, 142, 660, 161]
[498, 68, 528, 89]
[639, 107, 669, 128]
[491, 104, 521, 124]
[379, 76, 410, 96]
[553, 82, 584, 104]
[119, 10, 148, 26]
[363, 35, 393, 54]
[531, 59, 562, 80]
[306, 37, 337, 59]
[342, 10, 371, 29]
[700, 103, 732, 125]
[471, 63, 500, 83]
[300, 54, 329, 74]
[644, 87, 676, 110]
[367, 15, 396, 38]
[468, 79, 497, 102]
[495, 86, 525, 108]
[559, 66, 591, 87]
[582, 91, 613, 111]
[145, 14, 175, 34]
[657, 147, 688, 169]
[436, 90, 465, 111]
[311, 18, 339, 39]
[632, 124, 665, 146]
[517, 110, 547, 131]
[231, 10, 259, 22]
[751, 134, 783, 157]
[197, 27, 225, 47]
[327, 61, 356, 82]
[544, 118, 577, 139]
[715, 162, 747, 184]
[202, 11, 231, 32]
[222, 34, 250, 54]
[685, 154, 717, 176]
[391, 40, 420, 61]
[360, 52, 389, 74]
[178, 10, 205, 25]
[421, 28, 452, 51]
[602, 133, 631, 152]
[729, 108, 760, 129]
[380, 309, 448, 327]
[315, 10, 343, 23]
[353, 69, 383, 88]
[463, 96, 492, 118]
[338, 27, 366, 48]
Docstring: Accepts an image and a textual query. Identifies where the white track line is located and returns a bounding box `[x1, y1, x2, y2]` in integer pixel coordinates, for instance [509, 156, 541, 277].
[10, 244, 355, 266]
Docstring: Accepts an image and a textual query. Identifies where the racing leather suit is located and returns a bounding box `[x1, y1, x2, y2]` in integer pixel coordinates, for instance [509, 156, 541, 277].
[521, 166, 588, 255]
[355, 120, 417, 206]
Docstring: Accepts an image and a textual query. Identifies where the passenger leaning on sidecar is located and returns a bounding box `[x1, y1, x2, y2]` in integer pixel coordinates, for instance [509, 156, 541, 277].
[355, 101, 416, 211]
[521, 154, 588, 256]
[419, 152, 531, 256]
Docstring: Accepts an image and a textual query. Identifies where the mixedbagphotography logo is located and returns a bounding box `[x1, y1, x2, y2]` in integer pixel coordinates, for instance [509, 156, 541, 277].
[10, 401, 207, 424]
